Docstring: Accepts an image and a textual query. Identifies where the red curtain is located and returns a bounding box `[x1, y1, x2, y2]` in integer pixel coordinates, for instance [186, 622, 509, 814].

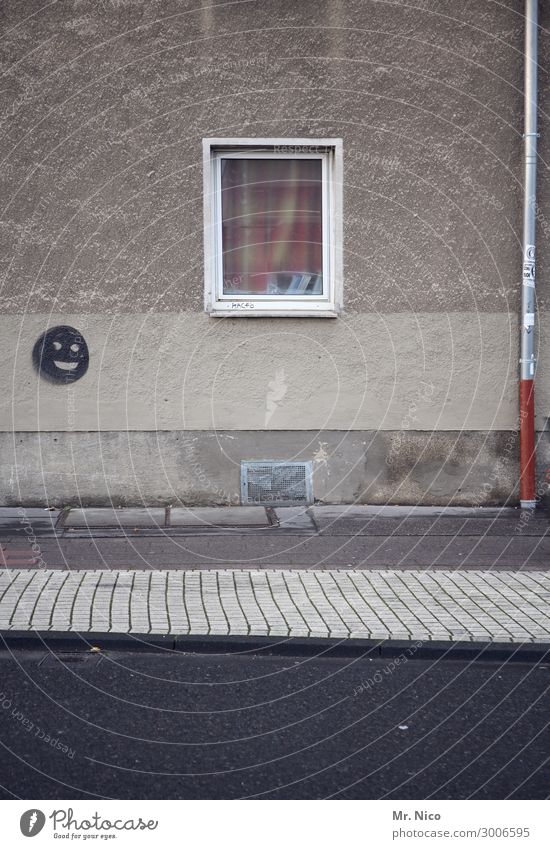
[221, 158, 323, 294]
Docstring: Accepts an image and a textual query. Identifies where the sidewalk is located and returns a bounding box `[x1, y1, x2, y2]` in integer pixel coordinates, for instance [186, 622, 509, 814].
[1, 505, 549, 571]
[1, 567, 549, 644]
[4, 504, 549, 535]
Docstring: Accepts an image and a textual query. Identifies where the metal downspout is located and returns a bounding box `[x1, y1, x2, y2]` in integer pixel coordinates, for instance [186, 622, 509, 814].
[519, 0, 538, 508]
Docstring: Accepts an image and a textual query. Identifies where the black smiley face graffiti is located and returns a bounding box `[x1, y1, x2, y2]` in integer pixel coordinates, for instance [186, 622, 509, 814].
[32, 326, 89, 383]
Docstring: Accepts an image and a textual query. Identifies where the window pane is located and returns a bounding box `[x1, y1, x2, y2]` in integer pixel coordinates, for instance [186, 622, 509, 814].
[221, 158, 323, 295]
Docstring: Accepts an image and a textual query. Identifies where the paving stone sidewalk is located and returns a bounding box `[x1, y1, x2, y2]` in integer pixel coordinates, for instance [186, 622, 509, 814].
[0, 568, 549, 643]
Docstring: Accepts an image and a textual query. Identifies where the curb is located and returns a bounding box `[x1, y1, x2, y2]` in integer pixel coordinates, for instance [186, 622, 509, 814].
[1, 630, 549, 662]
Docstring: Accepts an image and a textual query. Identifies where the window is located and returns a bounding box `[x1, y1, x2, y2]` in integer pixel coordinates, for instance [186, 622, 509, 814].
[203, 138, 343, 316]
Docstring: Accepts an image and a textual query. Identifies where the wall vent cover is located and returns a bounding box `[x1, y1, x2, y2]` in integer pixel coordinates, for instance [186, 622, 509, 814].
[240, 461, 313, 506]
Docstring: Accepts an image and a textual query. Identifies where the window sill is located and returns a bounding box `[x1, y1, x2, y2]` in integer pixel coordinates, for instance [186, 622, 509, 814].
[207, 307, 340, 318]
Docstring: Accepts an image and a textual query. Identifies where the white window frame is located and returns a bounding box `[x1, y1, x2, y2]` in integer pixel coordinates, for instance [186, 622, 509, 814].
[203, 138, 343, 317]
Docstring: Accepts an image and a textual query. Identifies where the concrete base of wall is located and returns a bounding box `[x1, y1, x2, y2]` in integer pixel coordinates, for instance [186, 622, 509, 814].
[3, 430, 549, 508]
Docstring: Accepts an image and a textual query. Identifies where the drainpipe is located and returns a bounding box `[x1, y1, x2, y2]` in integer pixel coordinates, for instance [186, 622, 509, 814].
[519, 0, 538, 509]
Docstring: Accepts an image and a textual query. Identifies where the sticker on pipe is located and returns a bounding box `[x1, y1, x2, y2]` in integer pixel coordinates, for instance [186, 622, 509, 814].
[524, 313, 535, 328]
[524, 245, 535, 262]
[523, 262, 535, 286]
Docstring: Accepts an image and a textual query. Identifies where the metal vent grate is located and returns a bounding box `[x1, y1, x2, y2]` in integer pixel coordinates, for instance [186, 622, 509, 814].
[241, 461, 313, 506]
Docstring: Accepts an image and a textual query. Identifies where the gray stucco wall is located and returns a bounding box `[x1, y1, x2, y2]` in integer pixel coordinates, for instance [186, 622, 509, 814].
[4, 429, 547, 508]
[1, 0, 549, 505]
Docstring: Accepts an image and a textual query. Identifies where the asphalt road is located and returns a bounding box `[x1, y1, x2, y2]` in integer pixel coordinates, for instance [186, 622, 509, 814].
[0, 647, 548, 799]
[3, 531, 550, 571]
[2, 510, 549, 570]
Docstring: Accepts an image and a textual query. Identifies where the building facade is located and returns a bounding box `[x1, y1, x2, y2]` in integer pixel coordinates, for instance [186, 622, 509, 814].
[1, 0, 549, 507]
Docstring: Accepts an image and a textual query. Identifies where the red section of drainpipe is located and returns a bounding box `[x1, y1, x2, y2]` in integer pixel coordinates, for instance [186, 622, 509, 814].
[519, 378, 536, 502]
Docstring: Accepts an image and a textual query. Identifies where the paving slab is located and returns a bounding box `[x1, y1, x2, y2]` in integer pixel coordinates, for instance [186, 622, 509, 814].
[0, 567, 548, 644]
[64, 508, 166, 528]
[310, 505, 520, 522]
[169, 507, 269, 527]
[0, 508, 59, 519]
[273, 506, 316, 530]
[0, 507, 60, 531]
[0, 506, 548, 574]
